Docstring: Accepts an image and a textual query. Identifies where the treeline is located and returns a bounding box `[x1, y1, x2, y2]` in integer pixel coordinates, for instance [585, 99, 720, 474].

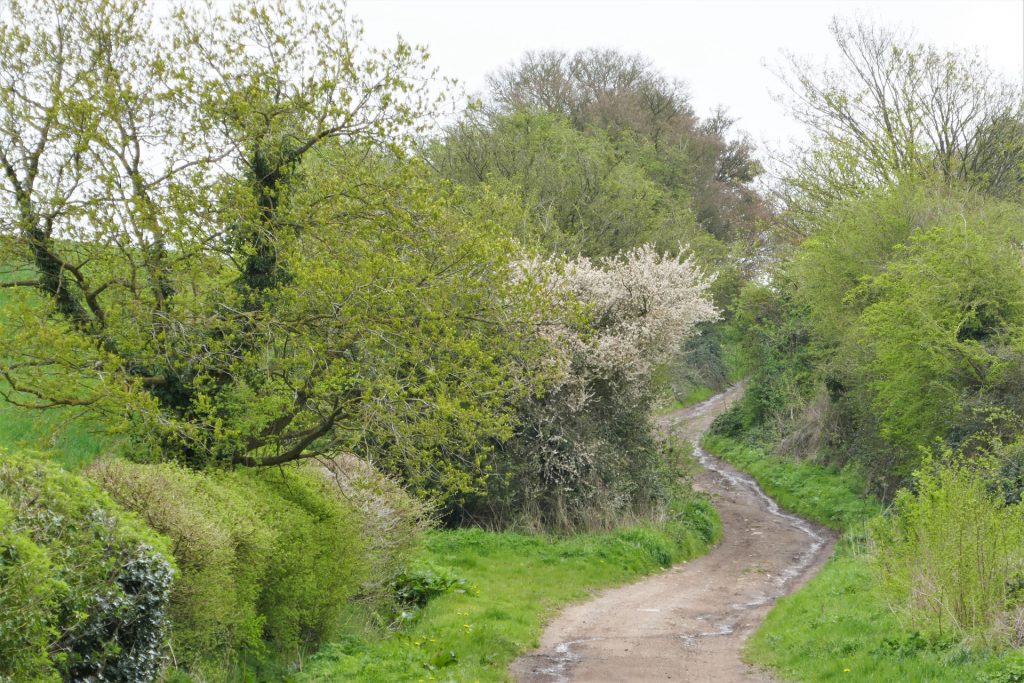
[714, 19, 1024, 647]
[720, 18, 1024, 494]
[0, 0, 764, 679]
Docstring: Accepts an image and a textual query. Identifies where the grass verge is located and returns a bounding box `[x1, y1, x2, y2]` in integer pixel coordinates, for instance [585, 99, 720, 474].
[701, 434, 880, 530]
[297, 497, 721, 683]
[701, 435, 1024, 683]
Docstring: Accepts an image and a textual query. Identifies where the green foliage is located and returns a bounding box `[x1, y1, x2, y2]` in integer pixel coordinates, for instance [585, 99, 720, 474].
[981, 650, 1024, 683]
[788, 183, 974, 348]
[851, 220, 1024, 450]
[872, 456, 1024, 641]
[86, 458, 389, 679]
[0, 454, 174, 683]
[482, 49, 770, 251]
[0, 497, 59, 683]
[298, 496, 720, 682]
[0, 0, 554, 500]
[435, 109, 707, 258]
[392, 564, 469, 610]
[733, 181, 1024, 489]
[777, 17, 1024, 222]
[714, 283, 816, 445]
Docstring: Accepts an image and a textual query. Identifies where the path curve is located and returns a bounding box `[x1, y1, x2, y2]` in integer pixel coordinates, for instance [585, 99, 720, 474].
[509, 385, 836, 682]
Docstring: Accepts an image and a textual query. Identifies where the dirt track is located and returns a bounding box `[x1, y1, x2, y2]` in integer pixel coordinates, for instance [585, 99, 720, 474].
[509, 385, 835, 682]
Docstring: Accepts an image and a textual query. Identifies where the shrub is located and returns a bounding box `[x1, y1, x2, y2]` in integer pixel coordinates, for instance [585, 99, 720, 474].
[319, 454, 434, 605]
[236, 467, 366, 658]
[459, 245, 719, 531]
[873, 455, 1024, 642]
[88, 456, 428, 679]
[86, 459, 271, 679]
[0, 498, 59, 682]
[391, 563, 467, 609]
[0, 454, 174, 683]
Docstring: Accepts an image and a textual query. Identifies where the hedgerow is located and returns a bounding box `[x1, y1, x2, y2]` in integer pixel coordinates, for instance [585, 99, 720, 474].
[87, 456, 429, 680]
[0, 454, 174, 683]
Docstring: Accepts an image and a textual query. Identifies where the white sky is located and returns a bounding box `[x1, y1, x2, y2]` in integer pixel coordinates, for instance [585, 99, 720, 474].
[348, 0, 1024, 153]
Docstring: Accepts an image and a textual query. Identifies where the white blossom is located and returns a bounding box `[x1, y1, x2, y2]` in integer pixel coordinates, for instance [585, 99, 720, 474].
[520, 244, 719, 405]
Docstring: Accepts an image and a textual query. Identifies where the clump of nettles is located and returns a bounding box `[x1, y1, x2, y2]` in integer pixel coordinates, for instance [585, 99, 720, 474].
[0, 455, 174, 682]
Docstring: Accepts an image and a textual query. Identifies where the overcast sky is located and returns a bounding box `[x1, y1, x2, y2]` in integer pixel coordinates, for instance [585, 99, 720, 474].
[348, 0, 1024, 153]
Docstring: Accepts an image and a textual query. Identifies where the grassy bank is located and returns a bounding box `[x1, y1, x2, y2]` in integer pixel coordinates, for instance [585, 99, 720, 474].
[701, 435, 880, 529]
[656, 384, 715, 414]
[299, 498, 721, 682]
[701, 435, 1024, 683]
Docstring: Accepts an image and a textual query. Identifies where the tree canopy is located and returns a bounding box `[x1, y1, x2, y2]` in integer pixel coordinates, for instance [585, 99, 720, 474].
[0, 0, 552, 486]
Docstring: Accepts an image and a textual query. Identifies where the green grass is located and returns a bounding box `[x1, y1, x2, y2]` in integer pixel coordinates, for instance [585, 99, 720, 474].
[748, 546, 1024, 682]
[0, 275, 117, 470]
[656, 384, 715, 415]
[702, 435, 1024, 683]
[0, 400, 117, 470]
[297, 497, 722, 683]
[701, 435, 880, 530]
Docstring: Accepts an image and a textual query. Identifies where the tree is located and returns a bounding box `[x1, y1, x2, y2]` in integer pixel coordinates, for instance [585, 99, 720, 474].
[851, 220, 1024, 460]
[483, 48, 770, 248]
[432, 109, 708, 257]
[0, 0, 550, 491]
[458, 245, 719, 529]
[775, 18, 1024, 223]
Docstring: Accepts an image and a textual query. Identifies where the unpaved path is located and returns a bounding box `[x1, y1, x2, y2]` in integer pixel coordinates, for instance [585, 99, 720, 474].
[510, 385, 836, 682]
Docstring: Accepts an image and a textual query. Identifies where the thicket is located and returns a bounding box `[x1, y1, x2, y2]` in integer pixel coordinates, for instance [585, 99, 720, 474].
[455, 246, 719, 530]
[721, 183, 1024, 492]
[719, 18, 1024, 489]
[0, 454, 174, 682]
[86, 457, 431, 679]
[873, 455, 1024, 644]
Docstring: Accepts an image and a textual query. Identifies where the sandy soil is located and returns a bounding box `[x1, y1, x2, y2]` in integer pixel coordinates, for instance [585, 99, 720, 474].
[509, 385, 836, 682]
